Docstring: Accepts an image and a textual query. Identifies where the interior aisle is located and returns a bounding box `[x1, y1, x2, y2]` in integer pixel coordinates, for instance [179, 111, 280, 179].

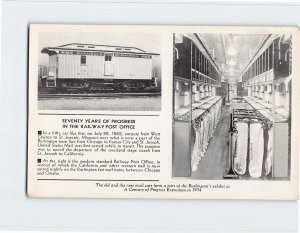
[173, 33, 291, 180]
[191, 105, 230, 180]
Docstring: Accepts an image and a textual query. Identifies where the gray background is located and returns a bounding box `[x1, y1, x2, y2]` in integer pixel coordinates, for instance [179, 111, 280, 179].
[1, 1, 299, 232]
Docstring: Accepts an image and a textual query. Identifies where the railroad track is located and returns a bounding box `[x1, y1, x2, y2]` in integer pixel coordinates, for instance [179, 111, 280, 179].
[38, 92, 161, 99]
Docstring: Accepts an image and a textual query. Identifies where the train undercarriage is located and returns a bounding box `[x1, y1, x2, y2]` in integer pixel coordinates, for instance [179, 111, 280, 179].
[44, 77, 158, 93]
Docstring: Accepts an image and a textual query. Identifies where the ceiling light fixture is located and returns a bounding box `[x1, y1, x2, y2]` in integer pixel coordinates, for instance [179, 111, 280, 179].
[227, 46, 237, 56]
[228, 59, 236, 66]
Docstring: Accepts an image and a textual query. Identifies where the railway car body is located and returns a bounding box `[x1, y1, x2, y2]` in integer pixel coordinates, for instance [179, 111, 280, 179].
[41, 43, 159, 91]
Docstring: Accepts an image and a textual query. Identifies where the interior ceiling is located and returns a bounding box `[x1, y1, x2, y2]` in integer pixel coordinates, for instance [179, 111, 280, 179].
[199, 34, 267, 83]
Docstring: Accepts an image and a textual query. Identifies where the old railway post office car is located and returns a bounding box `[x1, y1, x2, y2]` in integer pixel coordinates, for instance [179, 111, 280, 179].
[41, 43, 160, 91]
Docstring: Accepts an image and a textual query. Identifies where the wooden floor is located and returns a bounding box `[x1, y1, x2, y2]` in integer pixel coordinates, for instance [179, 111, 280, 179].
[191, 105, 230, 180]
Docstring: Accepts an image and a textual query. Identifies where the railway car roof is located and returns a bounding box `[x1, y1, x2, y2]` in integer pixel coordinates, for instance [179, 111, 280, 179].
[41, 43, 160, 55]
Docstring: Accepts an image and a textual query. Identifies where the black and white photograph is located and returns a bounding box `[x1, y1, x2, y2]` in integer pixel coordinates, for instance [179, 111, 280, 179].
[173, 33, 292, 180]
[37, 31, 161, 111]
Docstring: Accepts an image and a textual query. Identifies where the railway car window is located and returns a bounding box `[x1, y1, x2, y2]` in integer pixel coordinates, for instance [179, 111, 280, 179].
[81, 55, 86, 65]
[265, 50, 268, 72]
[207, 61, 210, 76]
[191, 43, 195, 69]
[195, 48, 198, 71]
[77, 45, 84, 48]
[269, 43, 273, 69]
[88, 46, 95, 48]
[204, 57, 207, 76]
[207, 60, 210, 76]
[260, 55, 262, 74]
[198, 51, 201, 73]
[262, 52, 265, 73]
[258, 59, 260, 75]
[205, 58, 208, 75]
[105, 55, 112, 61]
[256, 59, 258, 75]
[256, 60, 258, 76]
[266, 48, 269, 70]
[262, 55, 264, 73]
[204, 56, 207, 76]
[125, 48, 131, 51]
[260, 56, 263, 74]
[200, 52, 203, 74]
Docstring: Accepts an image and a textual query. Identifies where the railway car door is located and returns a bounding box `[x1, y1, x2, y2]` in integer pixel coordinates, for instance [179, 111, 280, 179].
[104, 54, 114, 76]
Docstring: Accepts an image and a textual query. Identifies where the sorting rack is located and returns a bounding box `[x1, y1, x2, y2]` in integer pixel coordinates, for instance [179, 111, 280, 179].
[232, 108, 272, 130]
[243, 96, 288, 123]
[233, 109, 268, 121]
[224, 107, 272, 179]
[174, 96, 220, 121]
[192, 96, 222, 121]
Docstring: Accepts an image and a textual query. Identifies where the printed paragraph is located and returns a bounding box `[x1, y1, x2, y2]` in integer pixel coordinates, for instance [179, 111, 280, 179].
[37, 130, 161, 156]
[36, 158, 161, 176]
